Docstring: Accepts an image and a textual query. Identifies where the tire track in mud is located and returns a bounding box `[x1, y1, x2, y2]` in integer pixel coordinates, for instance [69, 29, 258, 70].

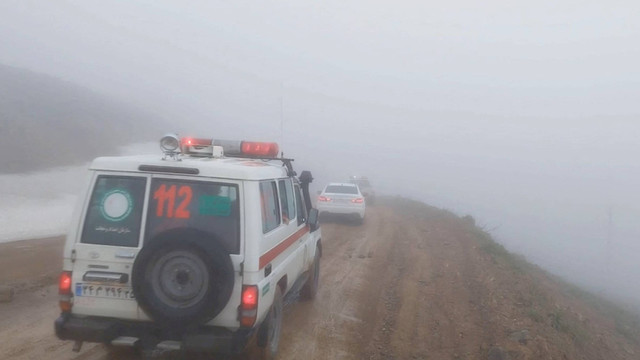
[360, 221, 408, 360]
[358, 207, 496, 360]
[278, 208, 398, 359]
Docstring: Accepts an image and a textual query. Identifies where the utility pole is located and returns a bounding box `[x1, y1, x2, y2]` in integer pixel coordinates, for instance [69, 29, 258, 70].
[605, 206, 614, 293]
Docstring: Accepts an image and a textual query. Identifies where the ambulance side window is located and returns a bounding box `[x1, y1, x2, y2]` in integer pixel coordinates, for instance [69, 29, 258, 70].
[260, 181, 281, 233]
[278, 179, 296, 224]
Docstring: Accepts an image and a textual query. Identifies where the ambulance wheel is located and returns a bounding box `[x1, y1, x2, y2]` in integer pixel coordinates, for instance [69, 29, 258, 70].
[301, 247, 320, 300]
[256, 286, 283, 360]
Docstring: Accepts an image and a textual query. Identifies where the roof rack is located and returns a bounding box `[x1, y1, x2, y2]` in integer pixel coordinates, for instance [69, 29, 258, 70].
[222, 155, 296, 177]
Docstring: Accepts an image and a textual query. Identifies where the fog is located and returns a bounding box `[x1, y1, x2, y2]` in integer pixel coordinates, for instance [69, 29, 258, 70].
[1, 1, 639, 309]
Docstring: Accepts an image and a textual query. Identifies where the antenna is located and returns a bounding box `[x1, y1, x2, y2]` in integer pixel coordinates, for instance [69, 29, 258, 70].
[280, 81, 284, 150]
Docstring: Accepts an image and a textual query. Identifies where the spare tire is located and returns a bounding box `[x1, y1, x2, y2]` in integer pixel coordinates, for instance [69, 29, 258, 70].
[131, 228, 234, 327]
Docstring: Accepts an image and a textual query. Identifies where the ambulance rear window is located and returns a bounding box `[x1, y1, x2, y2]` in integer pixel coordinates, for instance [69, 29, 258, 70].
[81, 175, 146, 247]
[145, 179, 240, 254]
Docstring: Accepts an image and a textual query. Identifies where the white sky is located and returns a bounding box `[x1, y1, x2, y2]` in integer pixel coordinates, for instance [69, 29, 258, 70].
[0, 0, 638, 117]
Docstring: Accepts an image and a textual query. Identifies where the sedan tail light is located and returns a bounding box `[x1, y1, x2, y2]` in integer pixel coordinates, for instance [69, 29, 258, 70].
[351, 198, 364, 204]
[318, 196, 331, 202]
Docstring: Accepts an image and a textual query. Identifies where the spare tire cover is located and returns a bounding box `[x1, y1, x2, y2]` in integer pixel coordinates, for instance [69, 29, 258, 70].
[132, 228, 235, 327]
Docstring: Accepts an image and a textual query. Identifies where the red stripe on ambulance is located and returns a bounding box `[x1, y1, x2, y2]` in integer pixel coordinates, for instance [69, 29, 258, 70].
[259, 226, 310, 269]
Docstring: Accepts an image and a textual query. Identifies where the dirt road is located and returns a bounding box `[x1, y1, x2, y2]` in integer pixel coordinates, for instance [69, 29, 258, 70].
[1, 202, 639, 360]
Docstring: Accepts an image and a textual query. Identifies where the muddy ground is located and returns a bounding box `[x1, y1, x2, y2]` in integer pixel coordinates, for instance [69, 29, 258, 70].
[1, 201, 639, 360]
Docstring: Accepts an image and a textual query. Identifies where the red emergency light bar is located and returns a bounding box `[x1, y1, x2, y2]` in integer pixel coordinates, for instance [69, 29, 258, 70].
[241, 141, 279, 157]
[180, 137, 280, 158]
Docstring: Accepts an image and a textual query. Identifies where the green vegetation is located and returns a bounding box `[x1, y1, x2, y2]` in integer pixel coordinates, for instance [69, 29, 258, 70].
[465, 220, 600, 345]
[527, 308, 544, 323]
[549, 308, 590, 344]
[549, 308, 570, 332]
[564, 282, 640, 344]
[472, 228, 530, 275]
[379, 195, 460, 221]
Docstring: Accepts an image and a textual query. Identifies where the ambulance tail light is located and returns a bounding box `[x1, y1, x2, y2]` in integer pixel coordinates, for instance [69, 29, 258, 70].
[59, 271, 73, 312]
[239, 285, 258, 327]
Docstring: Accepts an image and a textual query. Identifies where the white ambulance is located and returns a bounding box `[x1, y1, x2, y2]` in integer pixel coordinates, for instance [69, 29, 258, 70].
[54, 134, 322, 359]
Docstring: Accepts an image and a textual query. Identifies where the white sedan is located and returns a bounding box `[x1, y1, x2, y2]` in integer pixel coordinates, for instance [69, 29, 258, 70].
[316, 183, 366, 223]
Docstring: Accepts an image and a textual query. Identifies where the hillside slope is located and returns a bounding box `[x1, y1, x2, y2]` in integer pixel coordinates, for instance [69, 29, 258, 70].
[0, 64, 167, 173]
[375, 197, 640, 360]
[0, 198, 638, 359]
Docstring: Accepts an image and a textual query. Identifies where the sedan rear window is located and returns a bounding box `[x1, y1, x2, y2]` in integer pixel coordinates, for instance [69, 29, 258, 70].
[81, 175, 146, 247]
[324, 185, 359, 195]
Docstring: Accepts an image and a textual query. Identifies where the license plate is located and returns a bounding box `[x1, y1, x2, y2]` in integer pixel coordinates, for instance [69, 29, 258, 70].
[75, 283, 135, 300]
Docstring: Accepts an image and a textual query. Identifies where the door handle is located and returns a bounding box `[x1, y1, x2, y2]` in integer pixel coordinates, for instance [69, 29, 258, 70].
[264, 264, 272, 277]
[115, 251, 136, 259]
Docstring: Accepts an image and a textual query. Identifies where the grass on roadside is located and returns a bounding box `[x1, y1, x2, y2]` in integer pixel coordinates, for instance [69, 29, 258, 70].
[564, 282, 640, 344]
[382, 195, 640, 347]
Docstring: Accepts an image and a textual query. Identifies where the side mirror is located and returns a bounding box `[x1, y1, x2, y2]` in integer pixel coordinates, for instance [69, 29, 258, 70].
[308, 208, 320, 232]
